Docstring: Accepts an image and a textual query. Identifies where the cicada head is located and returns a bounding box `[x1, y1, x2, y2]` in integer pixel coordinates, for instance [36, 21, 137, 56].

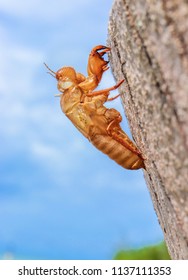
[44, 63, 78, 92]
[56, 67, 78, 92]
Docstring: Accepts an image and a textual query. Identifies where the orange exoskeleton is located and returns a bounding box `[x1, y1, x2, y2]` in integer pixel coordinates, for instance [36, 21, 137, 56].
[45, 45, 145, 170]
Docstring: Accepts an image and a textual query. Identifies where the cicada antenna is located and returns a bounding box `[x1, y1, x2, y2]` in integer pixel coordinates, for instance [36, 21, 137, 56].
[44, 62, 56, 78]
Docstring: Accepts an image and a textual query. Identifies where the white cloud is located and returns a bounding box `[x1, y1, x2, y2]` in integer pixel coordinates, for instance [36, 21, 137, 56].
[0, 26, 43, 95]
[31, 141, 60, 161]
[0, 26, 42, 146]
[0, 0, 90, 22]
[0, 27, 57, 163]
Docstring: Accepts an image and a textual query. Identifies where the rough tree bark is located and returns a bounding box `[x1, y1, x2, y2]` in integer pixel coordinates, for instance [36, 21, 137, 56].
[108, 0, 188, 259]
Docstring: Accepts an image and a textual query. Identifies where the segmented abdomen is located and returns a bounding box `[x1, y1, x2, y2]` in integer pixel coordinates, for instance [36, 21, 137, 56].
[91, 134, 144, 170]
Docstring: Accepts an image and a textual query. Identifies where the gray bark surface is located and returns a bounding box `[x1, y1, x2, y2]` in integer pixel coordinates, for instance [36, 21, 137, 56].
[108, 0, 188, 259]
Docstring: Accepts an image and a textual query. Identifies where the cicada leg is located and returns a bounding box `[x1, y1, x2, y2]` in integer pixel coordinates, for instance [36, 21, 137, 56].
[106, 112, 143, 157]
[86, 79, 124, 98]
[107, 94, 120, 101]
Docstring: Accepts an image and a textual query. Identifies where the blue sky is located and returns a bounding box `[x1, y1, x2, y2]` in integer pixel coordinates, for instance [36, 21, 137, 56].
[0, 0, 163, 259]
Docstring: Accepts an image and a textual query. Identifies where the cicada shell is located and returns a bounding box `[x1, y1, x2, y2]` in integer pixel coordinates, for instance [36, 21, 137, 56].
[45, 45, 145, 170]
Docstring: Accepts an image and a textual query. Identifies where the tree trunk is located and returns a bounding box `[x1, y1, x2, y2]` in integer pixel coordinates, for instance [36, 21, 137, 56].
[108, 0, 188, 259]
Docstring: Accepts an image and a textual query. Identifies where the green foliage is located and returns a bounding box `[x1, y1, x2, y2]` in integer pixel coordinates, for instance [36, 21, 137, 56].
[113, 242, 171, 260]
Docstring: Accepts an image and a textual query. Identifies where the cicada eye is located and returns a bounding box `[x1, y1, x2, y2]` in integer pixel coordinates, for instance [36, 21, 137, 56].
[56, 70, 63, 80]
[56, 73, 61, 80]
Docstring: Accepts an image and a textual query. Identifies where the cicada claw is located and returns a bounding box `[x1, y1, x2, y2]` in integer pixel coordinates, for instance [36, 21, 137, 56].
[90, 45, 111, 56]
[87, 45, 111, 83]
